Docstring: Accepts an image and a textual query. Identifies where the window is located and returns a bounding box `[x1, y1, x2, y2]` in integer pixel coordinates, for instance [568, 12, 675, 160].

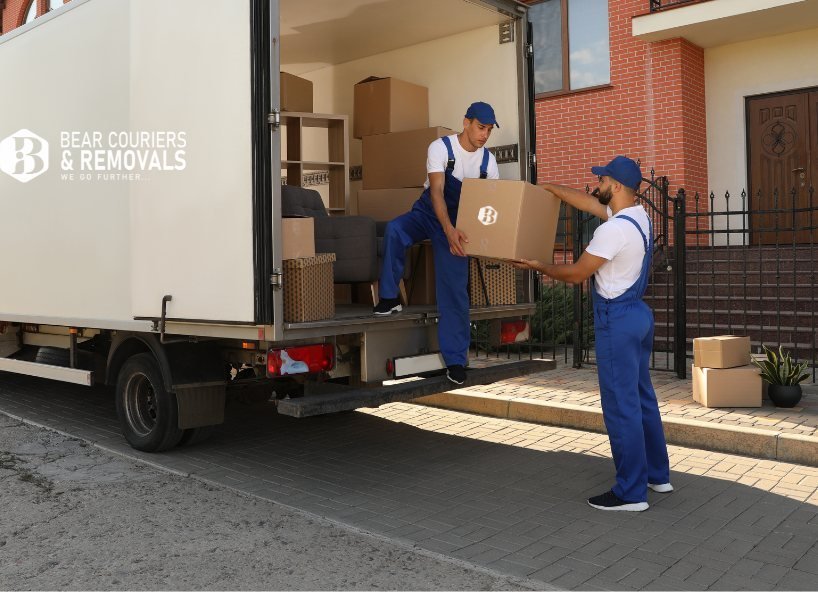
[49, 0, 64, 10]
[529, 0, 611, 96]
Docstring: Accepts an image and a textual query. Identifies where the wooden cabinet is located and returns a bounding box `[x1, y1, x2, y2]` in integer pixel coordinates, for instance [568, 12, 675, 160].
[281, 112, 349, 215]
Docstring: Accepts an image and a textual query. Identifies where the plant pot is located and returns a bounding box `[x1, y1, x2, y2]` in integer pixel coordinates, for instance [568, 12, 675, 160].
[767, 384, 803, 408]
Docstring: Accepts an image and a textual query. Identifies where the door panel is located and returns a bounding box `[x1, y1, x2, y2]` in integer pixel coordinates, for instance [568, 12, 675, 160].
[748, 91, 814, 244]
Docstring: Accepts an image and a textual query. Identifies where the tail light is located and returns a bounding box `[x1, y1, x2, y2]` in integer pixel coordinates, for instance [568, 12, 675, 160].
[500, 320, 530, 344]
[267, 344, 335, 377]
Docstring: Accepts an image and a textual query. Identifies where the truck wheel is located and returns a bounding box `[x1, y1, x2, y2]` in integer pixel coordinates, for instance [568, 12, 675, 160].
[178, 425, 215, 447]
[115, 353, 183, 452]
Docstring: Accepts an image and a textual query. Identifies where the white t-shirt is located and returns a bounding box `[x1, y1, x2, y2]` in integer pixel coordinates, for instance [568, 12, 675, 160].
[585, 205, 651, 299]
[423, 134, 500, 187]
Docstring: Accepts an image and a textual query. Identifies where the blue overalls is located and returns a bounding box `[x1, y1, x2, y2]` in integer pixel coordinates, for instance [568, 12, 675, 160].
[592, 215, 670, 503]
[379, 136, 490, 367]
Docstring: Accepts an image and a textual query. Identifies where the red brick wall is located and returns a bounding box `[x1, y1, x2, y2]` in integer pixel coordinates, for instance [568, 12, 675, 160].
[1, 0, 68, 34]
[534, 0, 708, 244]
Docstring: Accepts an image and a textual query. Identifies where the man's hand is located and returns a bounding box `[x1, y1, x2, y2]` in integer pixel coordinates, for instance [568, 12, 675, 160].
[446, 226, 469, 257]
[511, 259, 544, 273]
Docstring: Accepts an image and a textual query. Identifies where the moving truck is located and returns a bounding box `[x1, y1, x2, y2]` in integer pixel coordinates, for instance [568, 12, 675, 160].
[0, 0, 550, 452]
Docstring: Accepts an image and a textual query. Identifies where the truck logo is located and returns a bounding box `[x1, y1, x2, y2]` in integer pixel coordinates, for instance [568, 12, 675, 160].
[0, 129, 49, 183]
[478, 206, 498, 225]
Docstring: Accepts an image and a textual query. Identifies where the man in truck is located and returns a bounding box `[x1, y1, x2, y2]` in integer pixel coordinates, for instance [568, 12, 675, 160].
[513, 156, 672, 512]
[372, 102, 500, 386]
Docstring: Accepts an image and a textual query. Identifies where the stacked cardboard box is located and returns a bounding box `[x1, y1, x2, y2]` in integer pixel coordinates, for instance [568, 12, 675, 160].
[469, 259, 516, 307]
[281, 219, 335, 322]
[280, 72, 313, 113]
[691, 336, 761, 407]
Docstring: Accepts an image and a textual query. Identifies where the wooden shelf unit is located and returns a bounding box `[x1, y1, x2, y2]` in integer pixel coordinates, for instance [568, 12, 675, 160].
[281, 112, 350, 214]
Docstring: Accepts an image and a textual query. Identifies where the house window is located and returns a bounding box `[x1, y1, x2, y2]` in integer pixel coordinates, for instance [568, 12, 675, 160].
[529, 0, 611, 96]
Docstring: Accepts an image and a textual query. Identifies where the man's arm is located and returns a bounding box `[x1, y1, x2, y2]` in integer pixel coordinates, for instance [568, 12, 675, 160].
[512, 250, 607, 284]
[428, 171, 468, 257]
[541, 182, 608, 221]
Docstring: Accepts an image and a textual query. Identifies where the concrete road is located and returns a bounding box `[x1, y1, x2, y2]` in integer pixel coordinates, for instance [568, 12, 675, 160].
[0, 414, 534, 590]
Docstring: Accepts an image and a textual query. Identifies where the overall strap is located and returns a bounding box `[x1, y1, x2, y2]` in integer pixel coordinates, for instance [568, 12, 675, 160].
[441, 135, 456, 173]
[479, 147, 490, 179]
[616, 214, 648, 254]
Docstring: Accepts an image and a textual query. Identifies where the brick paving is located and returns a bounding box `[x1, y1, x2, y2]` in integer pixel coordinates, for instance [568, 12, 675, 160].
[1, 372, 818, 590]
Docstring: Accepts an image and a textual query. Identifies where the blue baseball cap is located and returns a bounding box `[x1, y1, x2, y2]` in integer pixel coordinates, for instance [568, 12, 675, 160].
[591, 156, 642, 190]
[465, 102, 499, 127]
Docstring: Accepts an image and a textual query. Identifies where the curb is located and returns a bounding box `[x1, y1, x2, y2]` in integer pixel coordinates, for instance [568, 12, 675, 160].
[415, 391, 818, 467]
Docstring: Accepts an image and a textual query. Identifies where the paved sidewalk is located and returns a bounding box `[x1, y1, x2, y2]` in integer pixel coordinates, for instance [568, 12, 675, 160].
[416, 355, 818, 467]
[0, 374, 817, 590]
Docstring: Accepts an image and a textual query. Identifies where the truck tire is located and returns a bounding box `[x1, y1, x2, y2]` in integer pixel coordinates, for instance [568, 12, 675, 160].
[115, 353, 183, 452]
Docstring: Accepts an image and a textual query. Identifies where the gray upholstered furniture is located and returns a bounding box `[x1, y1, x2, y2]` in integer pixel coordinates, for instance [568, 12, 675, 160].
[281, 185, 378, 283]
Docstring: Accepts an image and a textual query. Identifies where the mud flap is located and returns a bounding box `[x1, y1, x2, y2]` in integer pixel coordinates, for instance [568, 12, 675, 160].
[174, 382, 226, 429]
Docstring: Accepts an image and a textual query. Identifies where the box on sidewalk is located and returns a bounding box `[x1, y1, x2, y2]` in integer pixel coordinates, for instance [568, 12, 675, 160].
[692, 364, 762, 408]
[283, 253, 336, 322]
[469, 258, 517, 307]
[353, 76, 429, 139]
[693, 335, 751, 369]
[458, 179, 560, 263]
[357, 188, 421, 221]
[282, 217, 315, 260]
[362, 127, 452, 190]
[280, 72, 313, 113]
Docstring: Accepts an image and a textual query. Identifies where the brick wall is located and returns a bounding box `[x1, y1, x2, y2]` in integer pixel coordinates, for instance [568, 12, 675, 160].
[1, 0, 68, 34]
[533, 0, 708, 244]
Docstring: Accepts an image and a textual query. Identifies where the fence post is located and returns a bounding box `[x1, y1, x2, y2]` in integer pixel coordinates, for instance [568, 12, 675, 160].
[674, 189, 687, 379]
[572, 206, 583, 368]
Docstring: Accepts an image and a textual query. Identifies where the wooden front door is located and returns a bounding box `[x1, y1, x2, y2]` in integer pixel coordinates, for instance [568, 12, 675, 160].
[747, 89, 818, 244]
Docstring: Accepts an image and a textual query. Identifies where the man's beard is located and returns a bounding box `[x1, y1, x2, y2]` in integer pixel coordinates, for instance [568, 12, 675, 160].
[592, 187, 613, 206]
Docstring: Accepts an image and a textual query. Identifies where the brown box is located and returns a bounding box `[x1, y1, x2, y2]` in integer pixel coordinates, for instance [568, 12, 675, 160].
[362, 127, 452, 190]
[282, 217, 315, 260]
[692, 364, 762, 408]
[406, 243, 435, 305]
[693, 335, 751, 369]
[469, 259, 517, 307]
[282, 253, 335, 322]
[357, 188, 421, 221]
[458, 180, 560, 263]
[334, 283, 352, 305]
[353, 76, 429, 139]
[280, 72, 313, 113]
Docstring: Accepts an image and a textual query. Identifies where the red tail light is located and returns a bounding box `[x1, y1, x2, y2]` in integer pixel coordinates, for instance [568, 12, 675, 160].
[267, 344, 335, 377]
[500, 320, 530, 344]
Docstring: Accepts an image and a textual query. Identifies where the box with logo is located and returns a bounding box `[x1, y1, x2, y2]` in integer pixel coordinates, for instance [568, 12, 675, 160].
[356, 188, 421, 221]
[692, 364, 762, 408]
[362, 127, 452, 190]
[280, 72, 313, 113]
[282, 217, 315, 260]
[693, 335, 751, 369]
[353, 76, 429, 139]
[469, 258, 517, 307]
[282, 253, 335, 323]
[458, 180, 560, 263]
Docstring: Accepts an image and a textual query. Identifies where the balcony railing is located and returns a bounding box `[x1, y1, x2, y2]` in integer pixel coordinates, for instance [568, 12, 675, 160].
[649, 0, 710, 12]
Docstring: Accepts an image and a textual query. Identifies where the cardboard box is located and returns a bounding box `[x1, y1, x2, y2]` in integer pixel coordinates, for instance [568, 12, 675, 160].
[692, 364, 762, 408]
[362, 127, 452, 190]
[334, 283, 352, 305]
[353, 76, 429, 139]
[469, 259, 517, 307]
[458, 180, 560, 262]
[693, 335, 751, 369]
[280, 72, 313, 113]
[282, 253, 335, 322]
[282, 217, 315, 260]
[405, 243, 436, 305]
[357, 188, 421, 221]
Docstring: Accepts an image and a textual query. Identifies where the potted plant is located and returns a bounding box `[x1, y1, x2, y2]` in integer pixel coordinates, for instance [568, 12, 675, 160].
[752, 345, 810, 408]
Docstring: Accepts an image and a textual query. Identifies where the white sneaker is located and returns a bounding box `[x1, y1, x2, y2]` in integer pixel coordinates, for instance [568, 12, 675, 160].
[648, 482, 674, 493]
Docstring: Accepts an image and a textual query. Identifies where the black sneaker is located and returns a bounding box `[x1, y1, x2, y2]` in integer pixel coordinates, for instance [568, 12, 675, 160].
[446, 364, 466, 385]
[373, 297, 402, 316]
[587, 490, 649, 512]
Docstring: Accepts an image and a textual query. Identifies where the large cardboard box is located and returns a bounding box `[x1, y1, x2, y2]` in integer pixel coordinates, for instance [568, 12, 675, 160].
[357, 188, 421, 221]
[458, 180, 560, 263]
[280, 72, 313, 113]
[353, 77, 429, 139]
[362, 127, 452, 190]
[693, 335, 751, 369]
[469, 258, 517, 307]
[692, 364, 762, 408]
[282, 253, 335, 322]
[405, 243, 435, 305]
[282, 217, 315, 260]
